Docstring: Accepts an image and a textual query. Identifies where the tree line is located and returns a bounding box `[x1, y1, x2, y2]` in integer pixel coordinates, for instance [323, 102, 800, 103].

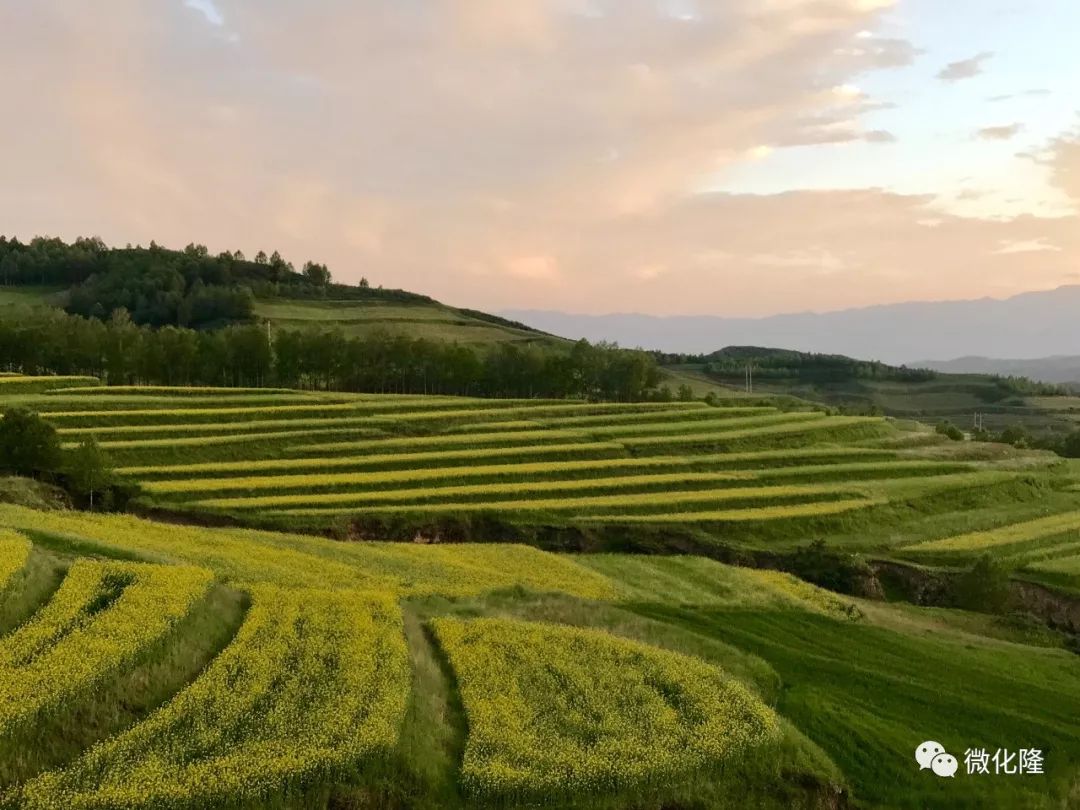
[0, 235, 427, 329]
[0, 307, 663, 400]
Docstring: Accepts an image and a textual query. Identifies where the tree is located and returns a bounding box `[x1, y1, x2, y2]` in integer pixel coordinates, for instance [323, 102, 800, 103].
[935, 420, 963, 441]
[954, 554, 1012, 613]
[254, 250, 268, 265]
[358, 277, 370, 289]
[66, 436, 113, 510]
[1061, 430, 1080, 458]
[302, 261, 331, 286]
[0, 408, 62, 477]
[677, 384, 695, 402]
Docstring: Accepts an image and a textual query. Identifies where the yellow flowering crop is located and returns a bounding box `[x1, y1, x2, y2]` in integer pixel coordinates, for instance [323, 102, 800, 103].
[430, 617, 780, 800]
[18, 586, 410, 810]
[0, 560, 212, 734]
[0, 530, 30, 594]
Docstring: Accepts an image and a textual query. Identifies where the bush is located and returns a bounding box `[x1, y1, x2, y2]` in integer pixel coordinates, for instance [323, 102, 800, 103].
[954, 553, 1012, 613]
[0, 408, 62, 477]
[935, 421, 964, 442]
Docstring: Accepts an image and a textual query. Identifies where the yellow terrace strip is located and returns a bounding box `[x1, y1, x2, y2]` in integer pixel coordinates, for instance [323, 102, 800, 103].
[119, 441, 624, 477]
[56, 415, 392, 437]
[581, 497, 884, 523]
[272, 483, 862, 516]
[18, 586, 411, 810]
[0, 505, 618, 600]
[0, 375, 97, 385]
[283, 428, 590, 453]
[0, 560, 213, 733]
[122, 444, 890, 479]
[538, 405, 769, 427]
[587, 411, 823, 436]
[360, 401, 709, 425]
[0, 530, 31, 593]
[41, 403, 369, 419]
[141, 453, 735, 495]
[621, 416, 880, 446]
[194, 471, 755, 510]
[69, 427, 382, 451]
[907, 510, 1080, 553]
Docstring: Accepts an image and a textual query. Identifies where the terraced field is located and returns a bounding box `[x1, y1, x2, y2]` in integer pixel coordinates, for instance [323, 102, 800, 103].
[4, 382, 1052, 547]
[0, 511, 1075, 809]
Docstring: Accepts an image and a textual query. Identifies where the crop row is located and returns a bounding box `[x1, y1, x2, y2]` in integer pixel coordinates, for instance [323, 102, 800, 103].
[266, 483, 865, 517]
[619, 416, 881, 447]
[906, 511, 1080, 554]
[430, 617, 780, 799]
[192, 460, 965, 511]
[536, 405, 772, 427]
[193, 471, 754, 510]
[580, 497, 883, 523]
[121, 442, 627, 481]
[0, 560, 213, 734]
[118, 445, 895, 479]
[141, 450, 913, 498]
[0, 505, 618, 600]
[584, 410, 823, 437]
[0, 530, 30, 594]
[17, 585, 411, 810]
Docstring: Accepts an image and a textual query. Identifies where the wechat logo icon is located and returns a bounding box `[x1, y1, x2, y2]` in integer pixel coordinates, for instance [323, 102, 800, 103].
[916, 741, 958, 777]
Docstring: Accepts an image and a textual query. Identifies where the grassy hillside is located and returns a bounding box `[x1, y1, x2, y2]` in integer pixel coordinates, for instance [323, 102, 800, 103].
[667, 347, 1074, 437]
[0, 509, 1076, 809]
[253, 297, 565, 347]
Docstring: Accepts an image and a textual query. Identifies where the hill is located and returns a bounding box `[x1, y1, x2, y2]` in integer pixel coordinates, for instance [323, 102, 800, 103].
[502, 285, 1080, 364]
[659, 347, 1074, 439]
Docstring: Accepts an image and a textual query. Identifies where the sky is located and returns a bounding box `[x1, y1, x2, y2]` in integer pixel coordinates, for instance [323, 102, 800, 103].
[0, 0, 1077, 317]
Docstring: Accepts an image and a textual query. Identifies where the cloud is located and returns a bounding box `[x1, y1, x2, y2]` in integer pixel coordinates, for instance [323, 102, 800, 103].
[937, 51, 993, 82]
[0, 2, 1075, 318]
[992, 238, 1061, 255]
[987, 88, 1051, 102]
[183, 0, 224, 27]
[864, 129, 896, 143]
[976, 123, 1023, 141]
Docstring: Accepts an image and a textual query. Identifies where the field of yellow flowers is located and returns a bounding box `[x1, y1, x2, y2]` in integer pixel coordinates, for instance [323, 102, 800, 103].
[430, 616, 781, 801]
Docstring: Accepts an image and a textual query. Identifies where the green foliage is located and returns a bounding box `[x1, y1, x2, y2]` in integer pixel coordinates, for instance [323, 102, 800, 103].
[953, 553, 1013, 613]
[64, 437, 114, 510]
[0, 408, 62, 477]
[935, 420, 964, 441]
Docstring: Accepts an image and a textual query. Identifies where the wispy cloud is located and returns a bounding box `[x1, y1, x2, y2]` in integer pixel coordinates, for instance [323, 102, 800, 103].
[184, 0, 224, 27]
[977, 123, 1023, 141]
[937, 51, 993, 82]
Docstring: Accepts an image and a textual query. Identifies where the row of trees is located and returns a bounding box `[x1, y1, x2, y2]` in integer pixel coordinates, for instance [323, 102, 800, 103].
[663, 346, 940, 384]
[0, 307, 663, 400]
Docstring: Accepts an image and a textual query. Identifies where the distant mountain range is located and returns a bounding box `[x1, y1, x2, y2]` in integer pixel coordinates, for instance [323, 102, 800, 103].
[914, 356, 1080, 385]
[501, 286, 1080, 367]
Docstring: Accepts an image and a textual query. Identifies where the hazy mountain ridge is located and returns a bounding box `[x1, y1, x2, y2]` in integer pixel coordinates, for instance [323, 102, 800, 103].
[501, 286, 1080, 365]
[915, 356, 1080, 385]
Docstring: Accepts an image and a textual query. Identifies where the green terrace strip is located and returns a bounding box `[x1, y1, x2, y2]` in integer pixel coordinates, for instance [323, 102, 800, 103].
[359, 401, 711, 425]
[580, 498, 883, 523]
[906, 511, 1080, 554]
[537, 405, 775, 427]
[141, 450, 900, 495]
[0, 560, 213, 733]
[266, 483, 864, 516]
[17, 586, 411, 810]
[0, 376, 100, 395]
[119, 445, 895, 479]
[56, 417, 403, 438]
[751, 459, 973, 483]
[192, 471, 755, 510]
[430, 617, 780, 800]
[63, 428, 393, 451]
[448, 420, 543, 432]
[121, 442, 626, 481]
[0, 531, 31, 593]
[287, 429, 605, 454]
[619, 416, 882, 447]
[585, 411, 823, 437]
[43, 386, 307, 396]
